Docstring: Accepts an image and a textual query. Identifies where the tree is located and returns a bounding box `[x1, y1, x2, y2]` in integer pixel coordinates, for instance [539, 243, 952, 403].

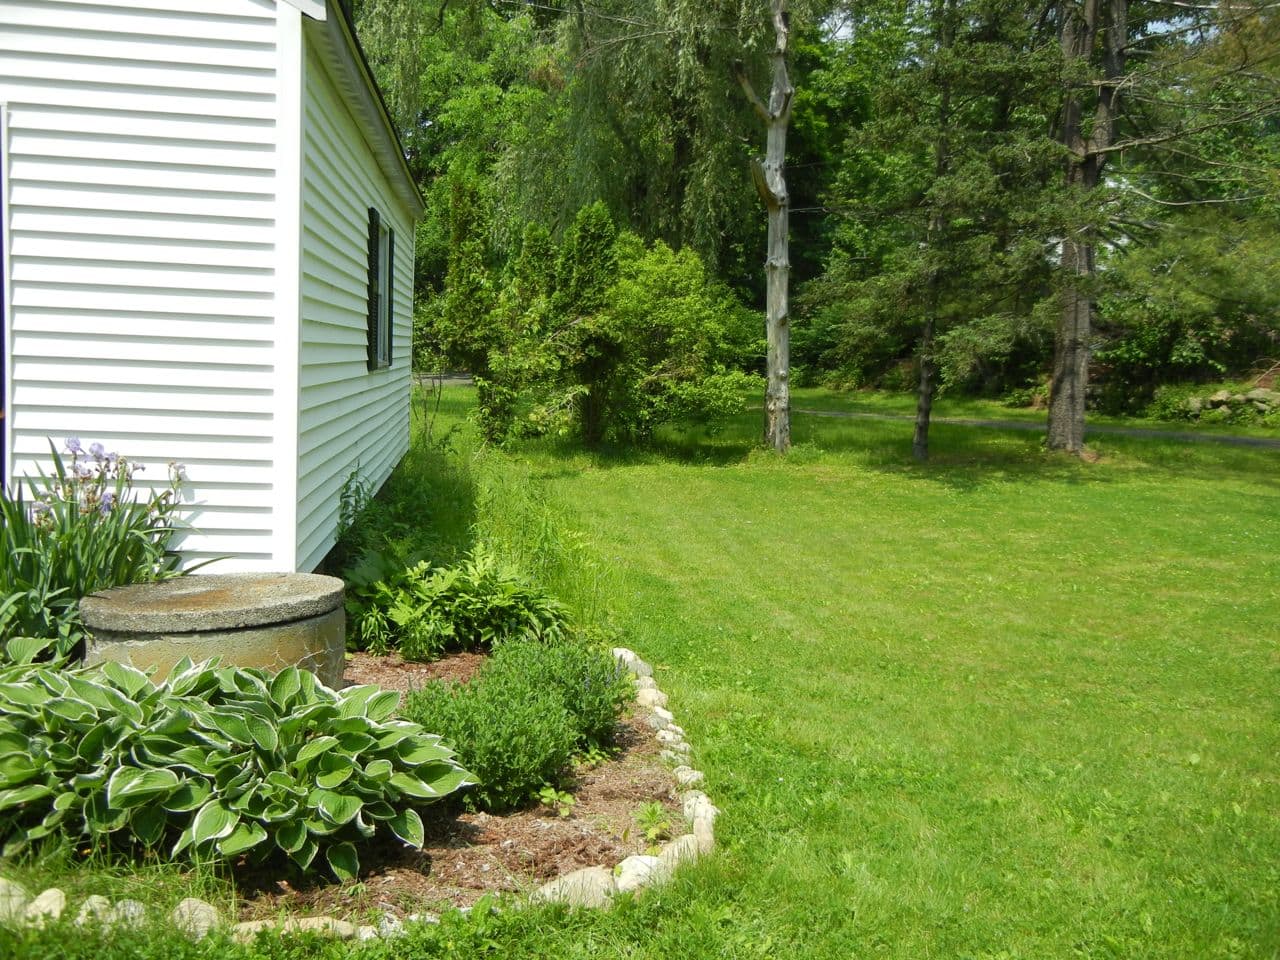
[736, 0, 796, 453]
[1047, 0, 1280, 453]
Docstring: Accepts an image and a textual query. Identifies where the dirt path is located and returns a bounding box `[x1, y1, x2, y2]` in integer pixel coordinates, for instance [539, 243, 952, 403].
[796, 408, 1280, 450]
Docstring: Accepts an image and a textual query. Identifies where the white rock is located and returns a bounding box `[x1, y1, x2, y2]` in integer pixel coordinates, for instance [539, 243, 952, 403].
[651, 706, 674, 723]
[674, 767, 705, 787]
[108, 899, 147, 930]
[404, 912, 440, 925]
[636, 687, 668, 709]
[0, 878, 31, 924]
[378, 912, 408, 937]
[656, 729, 684, 746]
[614, 855, 670, 894]
[24, 888, 66, 926]
[693, 815, 716, 853]
[172, 898, 220, 939]
[666, 724, 685, 737]
[75, 895, 113, 928]
[660, 749, 689, 765]
[231, 919, 277, 944]
[646, 712, 670, 732]
[284, 917, 356, 938]
[659, 834, 702, 871]
[612, 648, 653, 678]
[682, 792, 719, 824]
[357, 925, 380, 941]
[532, 866, 616, 909]
[633, 676, 657, 691]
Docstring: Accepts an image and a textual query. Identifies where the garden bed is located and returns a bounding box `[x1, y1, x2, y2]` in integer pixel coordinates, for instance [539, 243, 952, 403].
[234, 652, 680, 921]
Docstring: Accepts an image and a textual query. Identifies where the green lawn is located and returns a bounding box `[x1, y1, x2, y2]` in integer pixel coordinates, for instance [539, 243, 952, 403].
[476, 389, 1280, 958]
[791, 385, 1280, 439]
[5, 389, 1277, 959]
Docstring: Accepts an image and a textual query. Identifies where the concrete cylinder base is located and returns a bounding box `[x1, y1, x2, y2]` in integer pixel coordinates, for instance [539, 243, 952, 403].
[80, 573, 346, 688]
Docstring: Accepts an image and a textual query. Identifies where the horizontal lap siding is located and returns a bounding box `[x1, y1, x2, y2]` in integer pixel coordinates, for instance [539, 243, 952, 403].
[1, 0, 282, 570]
[297, 42, 411, 572]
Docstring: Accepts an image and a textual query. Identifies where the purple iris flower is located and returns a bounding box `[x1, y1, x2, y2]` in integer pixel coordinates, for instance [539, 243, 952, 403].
[99, 490, 115, 514]
[64, 437, 82, 454]
[88, 442, 105, 459]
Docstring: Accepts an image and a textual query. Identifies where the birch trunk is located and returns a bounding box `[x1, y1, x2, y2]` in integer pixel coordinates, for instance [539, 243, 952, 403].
[737, 0, 793, 454]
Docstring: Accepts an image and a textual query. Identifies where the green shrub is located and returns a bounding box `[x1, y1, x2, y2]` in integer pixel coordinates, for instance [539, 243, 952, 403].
[345, 546, 568, 660]
[0, 659, 472, 878]
[0, 440, 189, 665]
[487, 635, 629, 750]
[402, 672, 576, 813]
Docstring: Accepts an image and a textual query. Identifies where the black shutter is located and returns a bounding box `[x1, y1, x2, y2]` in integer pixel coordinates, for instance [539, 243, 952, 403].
[366, 207, 380, 371]
[386, 228, 394, 365]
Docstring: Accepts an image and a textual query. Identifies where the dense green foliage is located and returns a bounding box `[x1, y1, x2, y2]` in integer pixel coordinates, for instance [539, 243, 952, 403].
[421, 201, 760, 444]
[356, 0, 1279, 425]
[0, 440, 189, 666]
[401, 633, 630, 813]
[344, 546, 568, 660]
[0, 659, 472, 879]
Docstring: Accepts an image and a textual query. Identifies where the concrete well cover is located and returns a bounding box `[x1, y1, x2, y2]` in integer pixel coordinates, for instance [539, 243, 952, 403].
[80, 573, 345, 634]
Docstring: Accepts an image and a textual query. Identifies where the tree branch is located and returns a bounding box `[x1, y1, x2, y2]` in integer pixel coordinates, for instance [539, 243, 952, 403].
[734, 60, 772, 124]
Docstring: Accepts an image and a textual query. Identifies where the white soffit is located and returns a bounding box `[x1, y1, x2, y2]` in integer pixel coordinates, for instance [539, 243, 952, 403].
[301, 0, 425, 219]
[281, 0, 327, 20]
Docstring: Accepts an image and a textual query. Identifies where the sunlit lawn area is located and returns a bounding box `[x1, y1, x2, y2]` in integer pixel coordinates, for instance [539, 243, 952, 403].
[5, 386, 1277, 959]
[474, 386, 1280, 958]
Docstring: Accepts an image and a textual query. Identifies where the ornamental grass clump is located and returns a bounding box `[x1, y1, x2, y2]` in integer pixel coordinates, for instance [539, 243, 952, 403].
[0, 659, 473, 880]
[0, 438, 189, 665]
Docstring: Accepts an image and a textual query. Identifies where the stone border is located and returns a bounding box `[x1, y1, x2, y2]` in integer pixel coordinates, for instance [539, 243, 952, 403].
[0, 646, 716, 940]
[527, 647, 718, 909]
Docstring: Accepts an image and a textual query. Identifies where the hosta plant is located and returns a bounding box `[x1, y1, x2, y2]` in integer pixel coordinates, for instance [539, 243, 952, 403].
[0, 659, 473, 879]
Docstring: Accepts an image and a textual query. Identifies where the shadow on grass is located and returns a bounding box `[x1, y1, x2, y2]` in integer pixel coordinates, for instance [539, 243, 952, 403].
[512, 404, 1279, 495]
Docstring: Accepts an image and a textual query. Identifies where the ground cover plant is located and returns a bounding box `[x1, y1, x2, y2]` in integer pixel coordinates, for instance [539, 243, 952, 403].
[6, 387, 1277, 959]
[344, 546, 568, 660]
[0, 659, 472, 878]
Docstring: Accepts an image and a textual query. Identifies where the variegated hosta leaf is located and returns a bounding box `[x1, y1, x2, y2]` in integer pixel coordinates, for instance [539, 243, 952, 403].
[0, 660, 473, 880]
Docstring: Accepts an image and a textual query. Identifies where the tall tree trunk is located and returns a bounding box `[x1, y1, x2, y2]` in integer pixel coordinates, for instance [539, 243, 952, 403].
[1048, 0, 1125, 454]
[914, 0, 954, 463]
[913, 315, 937, 461]
[736, 0, 793, 454]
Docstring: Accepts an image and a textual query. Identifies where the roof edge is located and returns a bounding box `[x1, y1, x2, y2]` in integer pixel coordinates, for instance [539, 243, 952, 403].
[301, 0, 426, 220]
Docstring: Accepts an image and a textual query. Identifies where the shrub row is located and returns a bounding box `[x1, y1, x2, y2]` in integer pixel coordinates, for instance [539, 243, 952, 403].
[401, 635, 631, 813]
[0, 659, 472, 878]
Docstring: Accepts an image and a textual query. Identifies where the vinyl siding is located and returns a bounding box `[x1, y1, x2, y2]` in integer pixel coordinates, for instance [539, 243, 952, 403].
[296, 39, 411, 572]
[1, 0, 283, 569]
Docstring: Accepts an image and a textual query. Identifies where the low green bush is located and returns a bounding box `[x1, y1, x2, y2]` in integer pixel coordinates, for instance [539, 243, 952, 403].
[402, 672, 576, 813]
[0, 660, 472, 878]
[345, 545, 568, 660]
[0, 440, 190, 665]
[487, 635, 630, 750]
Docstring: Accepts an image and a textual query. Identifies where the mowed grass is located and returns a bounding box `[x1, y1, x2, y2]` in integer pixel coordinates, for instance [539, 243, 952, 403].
[467, 387, 1280, 958]
[4, 388, 1277, 960]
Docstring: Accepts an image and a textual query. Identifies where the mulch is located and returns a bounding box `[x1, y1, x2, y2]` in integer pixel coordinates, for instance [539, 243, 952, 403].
[234, 651, 679, 921]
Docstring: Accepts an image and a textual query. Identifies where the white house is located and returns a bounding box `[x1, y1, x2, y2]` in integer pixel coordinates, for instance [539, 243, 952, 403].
[0, 0, 423, 572]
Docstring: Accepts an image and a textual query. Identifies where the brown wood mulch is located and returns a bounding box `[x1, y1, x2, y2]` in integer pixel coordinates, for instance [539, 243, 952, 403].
[234, 651, 679, 921]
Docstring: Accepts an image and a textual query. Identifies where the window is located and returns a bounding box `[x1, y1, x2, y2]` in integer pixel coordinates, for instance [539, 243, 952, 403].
[366, 207, 394, 370]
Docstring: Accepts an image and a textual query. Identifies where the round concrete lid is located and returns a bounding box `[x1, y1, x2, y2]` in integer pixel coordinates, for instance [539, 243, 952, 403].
[80, 573, 345, 634]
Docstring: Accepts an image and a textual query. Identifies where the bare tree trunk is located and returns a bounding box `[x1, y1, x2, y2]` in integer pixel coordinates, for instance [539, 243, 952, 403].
[736, 0, 793, 454]
[1048, 0, 1124, 454]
